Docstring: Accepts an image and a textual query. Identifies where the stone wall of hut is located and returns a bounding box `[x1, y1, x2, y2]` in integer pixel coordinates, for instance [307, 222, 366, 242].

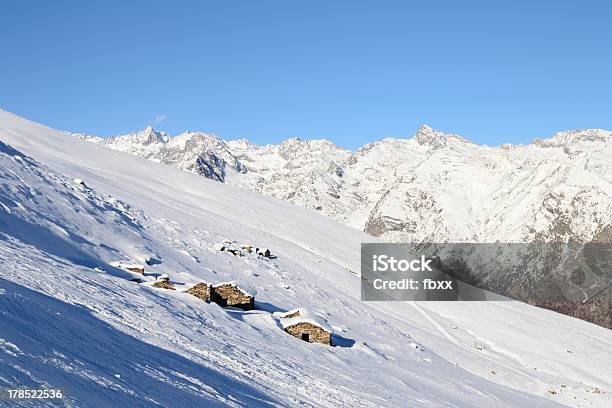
[285, 322, 331, 345]
[126, 266, 145, 274]
[210, 285, 254, 310]
[186, 283, 209, 300]
[283, 310, 301, 319]
[152, 280, 175, 290]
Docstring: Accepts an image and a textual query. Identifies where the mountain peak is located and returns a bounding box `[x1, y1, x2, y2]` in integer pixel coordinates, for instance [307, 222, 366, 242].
[417, 124, 435, 133]
[414, 124, 448, 148]
[138, 126, 168, 144]
[173, 131, 226, 148]
[534, 128, 612, 148]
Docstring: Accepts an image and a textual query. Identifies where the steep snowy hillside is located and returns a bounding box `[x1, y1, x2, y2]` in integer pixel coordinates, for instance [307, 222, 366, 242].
[1, 110, 611, 407]
[70, 120, 612, 327]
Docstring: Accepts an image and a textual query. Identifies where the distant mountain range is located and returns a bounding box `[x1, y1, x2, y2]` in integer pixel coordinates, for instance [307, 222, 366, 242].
[72, 125, 612, 245]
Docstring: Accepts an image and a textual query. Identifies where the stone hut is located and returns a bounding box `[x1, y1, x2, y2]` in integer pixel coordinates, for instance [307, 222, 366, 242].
[111, 261, 145, 275]
[126, 265, 145, 275]
[215, 242, 244, 257]
[274, 308, 302, 319]
[256, 248, 272, 258]
[185, 282, 210, 301]
[152, 274, 174, 290]
[210, 281, 255, 310]
[276, 309, 332, 346]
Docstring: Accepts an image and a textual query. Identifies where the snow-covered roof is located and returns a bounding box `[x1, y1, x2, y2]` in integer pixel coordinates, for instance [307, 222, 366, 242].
[190, 280, 211, 286]
[276, 309, 333, 333]
[273, 308, 304, 319]
[211, 281, 257, 297]
[110, 261, 144, 270]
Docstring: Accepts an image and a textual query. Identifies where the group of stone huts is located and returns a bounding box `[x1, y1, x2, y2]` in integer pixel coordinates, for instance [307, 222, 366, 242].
[216, 240, 274, 259]
[113, 260, 332, 346]
[181, 282, 332, 345]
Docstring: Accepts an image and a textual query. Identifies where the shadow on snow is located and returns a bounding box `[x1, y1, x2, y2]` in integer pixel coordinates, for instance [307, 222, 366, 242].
[0, 278, 280, 408]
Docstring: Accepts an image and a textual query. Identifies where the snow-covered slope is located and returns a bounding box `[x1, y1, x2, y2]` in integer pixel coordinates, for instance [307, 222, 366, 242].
[72, 124, 612, 245]
[1, 110, 611, 407]
[71, 121, 612, 327]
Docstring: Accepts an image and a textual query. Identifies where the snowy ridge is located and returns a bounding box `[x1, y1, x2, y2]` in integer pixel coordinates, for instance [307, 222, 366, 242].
[0, 110, 610, 407]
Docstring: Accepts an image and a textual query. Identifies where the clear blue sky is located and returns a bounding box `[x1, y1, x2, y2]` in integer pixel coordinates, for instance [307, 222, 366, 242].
[1, 1, 611, 149]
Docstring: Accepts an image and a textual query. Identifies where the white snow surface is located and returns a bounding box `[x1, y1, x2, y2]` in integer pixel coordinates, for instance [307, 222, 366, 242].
[0, 110, 610, 407]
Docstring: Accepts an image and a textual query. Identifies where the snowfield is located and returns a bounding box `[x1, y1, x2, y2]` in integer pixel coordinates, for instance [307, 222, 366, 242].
[0, 110, 611, 407]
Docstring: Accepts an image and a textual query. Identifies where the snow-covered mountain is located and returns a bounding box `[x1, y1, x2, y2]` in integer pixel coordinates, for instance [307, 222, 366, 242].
[73, 124, 612, 245]
[75, 127, 245, 182]
[2, 110, 611, 406]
